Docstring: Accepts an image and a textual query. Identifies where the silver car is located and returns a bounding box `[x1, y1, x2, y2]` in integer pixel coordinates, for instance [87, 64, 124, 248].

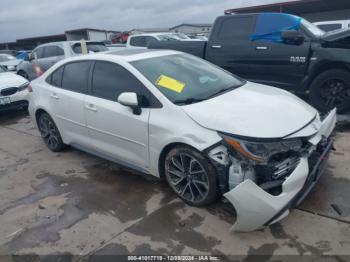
[17, 41, 108, 80]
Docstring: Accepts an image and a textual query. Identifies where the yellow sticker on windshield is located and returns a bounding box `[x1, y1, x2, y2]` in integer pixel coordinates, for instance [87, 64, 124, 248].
[156, 75, 186, 93]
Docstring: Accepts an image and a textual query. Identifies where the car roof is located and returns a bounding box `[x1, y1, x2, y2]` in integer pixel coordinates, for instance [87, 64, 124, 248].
[59, 49, 181, 63]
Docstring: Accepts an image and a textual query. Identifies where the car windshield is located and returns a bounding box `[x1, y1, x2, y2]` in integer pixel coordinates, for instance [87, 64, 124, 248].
[302, 19, 325, 37]
[72, 43, 108, 54]
[0, 54, 16, 62]
[131, 53, 245, 105]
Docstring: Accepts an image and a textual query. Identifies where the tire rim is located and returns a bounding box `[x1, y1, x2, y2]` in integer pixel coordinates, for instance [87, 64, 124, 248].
[38, 115, 59, 149]
[320, 78, 350, 109]
[166, 153, 209, 203]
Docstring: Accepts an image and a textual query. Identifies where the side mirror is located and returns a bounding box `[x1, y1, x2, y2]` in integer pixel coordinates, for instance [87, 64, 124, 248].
[282, 30, 305, 45]
[117, 92, 141, 115]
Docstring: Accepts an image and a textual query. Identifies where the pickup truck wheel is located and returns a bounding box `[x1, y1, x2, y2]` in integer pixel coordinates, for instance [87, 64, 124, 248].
[164, 146, 218, 207]
[310, 69, 350, 114]
[38, 113, 65, 152]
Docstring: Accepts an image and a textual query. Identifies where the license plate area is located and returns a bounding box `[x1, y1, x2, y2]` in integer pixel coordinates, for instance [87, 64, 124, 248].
[0, 97, 11, 105]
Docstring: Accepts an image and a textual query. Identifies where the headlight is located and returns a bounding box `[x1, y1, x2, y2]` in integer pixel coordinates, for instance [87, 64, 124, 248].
[17, 82, 30, 91]
[219, 133, 303, 163]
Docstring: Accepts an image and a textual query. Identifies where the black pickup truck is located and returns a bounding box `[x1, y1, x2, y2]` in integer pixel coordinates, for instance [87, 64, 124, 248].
[149, 13, 350, 113]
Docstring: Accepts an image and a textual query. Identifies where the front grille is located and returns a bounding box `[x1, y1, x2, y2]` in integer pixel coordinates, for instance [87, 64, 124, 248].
[272, 157, 300, 179]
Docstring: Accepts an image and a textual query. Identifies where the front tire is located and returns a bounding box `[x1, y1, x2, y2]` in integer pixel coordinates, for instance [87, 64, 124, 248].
[164, 146, 218, 206]
[37, 113, 65, 152]
[309, 69, 350, 114]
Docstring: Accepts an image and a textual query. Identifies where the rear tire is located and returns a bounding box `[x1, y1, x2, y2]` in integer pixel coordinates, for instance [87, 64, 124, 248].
[164, 146, 219, 206]
[309, 69, 350, 114]
[37, 112, 65, 152]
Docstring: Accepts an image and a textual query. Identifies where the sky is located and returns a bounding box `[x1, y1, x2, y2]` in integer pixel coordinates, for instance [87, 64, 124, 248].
[0, 0, 289, 42]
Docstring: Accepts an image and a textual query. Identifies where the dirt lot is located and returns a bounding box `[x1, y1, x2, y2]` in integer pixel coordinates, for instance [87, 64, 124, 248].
[0, 110, 350, 261]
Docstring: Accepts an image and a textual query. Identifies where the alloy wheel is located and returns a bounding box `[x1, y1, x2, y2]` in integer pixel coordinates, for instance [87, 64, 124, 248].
[166, 153, 210, 204]
[320, 78, 350, 109]
[38, 115, 60, 150]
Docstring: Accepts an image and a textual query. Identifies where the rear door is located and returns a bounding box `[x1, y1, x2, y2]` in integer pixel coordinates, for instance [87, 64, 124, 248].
[85, 61, 152, 169]
[46, 61, 92, 147]
[206, 15, 257, 78]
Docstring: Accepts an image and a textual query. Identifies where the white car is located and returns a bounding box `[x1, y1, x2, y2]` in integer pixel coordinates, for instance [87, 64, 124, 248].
[126, 33, 201, 49]
[28, 50, 336, 232]
[0, 66, 29, 111]
[314, 19, 350, 32]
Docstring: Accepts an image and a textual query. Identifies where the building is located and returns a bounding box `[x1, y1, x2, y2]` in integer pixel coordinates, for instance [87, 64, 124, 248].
[0, 28, 118, 51]
[65, 28, 118, 41]
[224, 0, 350, 22]
[169, 23, 212, 35]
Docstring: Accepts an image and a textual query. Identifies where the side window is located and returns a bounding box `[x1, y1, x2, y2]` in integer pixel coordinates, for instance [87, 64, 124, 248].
[43, 46, 64, 58]
[317, 23, 342, 32]
[33, 47, 45, 59]
[62, 61, 91, 94]
[56, 46, 64, 56]
[45, 66, 64, 87]
[91, 61, 159, 107]
[51, 66, 64, 87]
[217, 17, 255, 40]
[130, 36, 146, 47]
[144, 36, 156, 46]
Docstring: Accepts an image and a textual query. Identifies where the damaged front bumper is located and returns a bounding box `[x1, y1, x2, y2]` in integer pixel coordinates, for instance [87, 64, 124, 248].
[217, 109, 337, 232]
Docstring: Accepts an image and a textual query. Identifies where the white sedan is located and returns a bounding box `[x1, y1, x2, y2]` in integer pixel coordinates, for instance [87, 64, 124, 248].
[0, 66, 29, 111]
[28, 50, 336, 232]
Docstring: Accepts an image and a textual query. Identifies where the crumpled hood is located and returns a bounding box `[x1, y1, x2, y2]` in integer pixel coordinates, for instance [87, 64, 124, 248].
[322, 28, 350, 42]
[0, 72, 28, 91]
[181, 82, 317, 139]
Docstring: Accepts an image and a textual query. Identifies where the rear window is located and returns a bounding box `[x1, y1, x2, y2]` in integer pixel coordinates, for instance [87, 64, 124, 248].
[317, 23, 342, 32]
[72, 43, 108, 54]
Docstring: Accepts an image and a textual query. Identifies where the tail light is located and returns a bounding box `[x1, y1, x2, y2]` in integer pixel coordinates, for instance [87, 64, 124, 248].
[27, 84, 33, 93]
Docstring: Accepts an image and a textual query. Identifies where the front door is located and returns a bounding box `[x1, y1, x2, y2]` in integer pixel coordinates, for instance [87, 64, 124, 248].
[248, 38, 311, 91]
[85, 61, 150, 169]
[206, 15, 257, 78]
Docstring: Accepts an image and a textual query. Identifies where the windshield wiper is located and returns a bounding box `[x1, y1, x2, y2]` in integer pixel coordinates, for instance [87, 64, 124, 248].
[173, 97, 205, 105]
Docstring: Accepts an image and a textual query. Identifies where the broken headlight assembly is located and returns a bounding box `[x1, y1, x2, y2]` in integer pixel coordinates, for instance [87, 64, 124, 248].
[218, 133, 304, 194]
[219, 133, 303, 164]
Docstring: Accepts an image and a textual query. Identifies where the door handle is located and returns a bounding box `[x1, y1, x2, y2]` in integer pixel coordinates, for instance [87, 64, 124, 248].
[255, 46, 268, 50]
[50, 93, 59, 100]
[85, 104, 98, 112]
[211, 45, 222, 49]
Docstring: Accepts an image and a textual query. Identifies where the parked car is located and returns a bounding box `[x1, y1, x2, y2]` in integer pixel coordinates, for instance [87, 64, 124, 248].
[17, 41, 108, 80]
[0, 66, 29, 111]
[28, 49, 336, 232]
[106, 44, 127, 51]
[314, 19, 350, 32]
[149, 13, 350, 114]
[0, 54, 23, 72]
[0, 49, 19, 56]
[127, 33, 180, 48]
[127, 33, 203, 49]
